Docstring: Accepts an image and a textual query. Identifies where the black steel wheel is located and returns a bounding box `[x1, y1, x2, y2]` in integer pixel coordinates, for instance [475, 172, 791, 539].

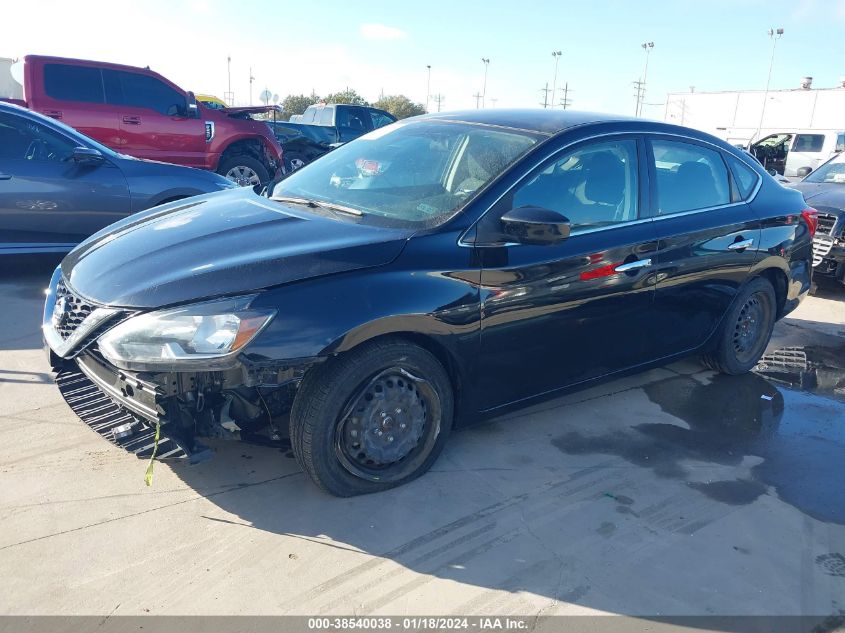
[290, 339, 453, 496]
[702, 277, 777, 375]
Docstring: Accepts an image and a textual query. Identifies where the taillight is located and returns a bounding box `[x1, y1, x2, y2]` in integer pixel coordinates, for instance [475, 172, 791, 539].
[801, 208, 818, 238]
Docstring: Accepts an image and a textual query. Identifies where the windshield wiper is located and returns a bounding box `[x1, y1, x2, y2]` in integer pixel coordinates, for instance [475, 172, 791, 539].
[271, 196, 363, 217]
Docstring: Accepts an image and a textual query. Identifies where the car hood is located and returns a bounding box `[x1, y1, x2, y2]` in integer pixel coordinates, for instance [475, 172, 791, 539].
[61, 188, 410, 309]
[790, 183, 845, 214]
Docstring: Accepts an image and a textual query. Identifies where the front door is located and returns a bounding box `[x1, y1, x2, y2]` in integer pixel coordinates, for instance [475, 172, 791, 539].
[0, 110, 130, 253]
[647, 138, 761, 358]
[476, 136, 657, 410]
[105, 69, 206, 168]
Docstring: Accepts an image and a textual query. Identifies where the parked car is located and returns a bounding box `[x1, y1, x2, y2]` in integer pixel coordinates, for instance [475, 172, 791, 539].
[789, 151, 845, 285]
[44, 110, 814, 496]
[269, 103, 396, 172]
[0, 101, 236, 255]
[195, 94, 227, 110]
[750, 130, 845, 177]
[16, 55, 284, 186]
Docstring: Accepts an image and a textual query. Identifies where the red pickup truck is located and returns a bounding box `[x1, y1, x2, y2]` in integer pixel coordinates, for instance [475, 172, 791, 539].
[17, 55, 283, 185]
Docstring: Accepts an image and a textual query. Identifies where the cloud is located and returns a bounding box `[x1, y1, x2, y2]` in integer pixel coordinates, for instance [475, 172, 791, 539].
[359, 23, 407, 41]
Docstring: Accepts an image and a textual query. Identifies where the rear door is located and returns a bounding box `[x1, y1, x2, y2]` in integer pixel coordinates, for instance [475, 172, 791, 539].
[0, 110, 130, 253]
[476, 135, 658, 410]
[105, 69, 206, 167]
[38, 62, 121, 149]
[647, 137, 761, 359]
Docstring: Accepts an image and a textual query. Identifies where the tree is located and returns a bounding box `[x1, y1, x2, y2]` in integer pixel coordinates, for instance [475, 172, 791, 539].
[281, 94, 320, 120]
[323, 89, 368, 106]
[372, 94, 426, 120]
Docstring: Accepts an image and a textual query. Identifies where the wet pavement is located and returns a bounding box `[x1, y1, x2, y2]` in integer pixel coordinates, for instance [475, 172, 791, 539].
[1, 265, 844, 619]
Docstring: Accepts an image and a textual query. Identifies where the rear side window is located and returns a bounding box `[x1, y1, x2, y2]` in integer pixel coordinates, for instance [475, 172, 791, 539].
[44, 64, 104, 103]
[301, 107, 318, 123]
[105, 70, 186, 116]
[792, 134, 824, 153]
[651, 140, 731, 215]
[725, 154, 760, 200]
[318, 106, 334, 125]
[836, 133, 845, 153]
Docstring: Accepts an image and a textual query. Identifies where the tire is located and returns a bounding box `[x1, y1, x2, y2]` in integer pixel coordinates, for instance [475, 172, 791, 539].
[701, 277, 777, 375]
[284, 152, 308, 174]
[290, 339, 454, 497]
[217, 155, 269, 187]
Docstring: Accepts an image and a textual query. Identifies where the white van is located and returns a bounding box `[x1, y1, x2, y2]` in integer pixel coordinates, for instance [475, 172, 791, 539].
[784, 131, 845, 177]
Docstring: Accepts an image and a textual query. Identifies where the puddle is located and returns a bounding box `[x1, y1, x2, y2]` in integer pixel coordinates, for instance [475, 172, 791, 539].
[754, 344, 845, 397]
[552, 367, 845, 524]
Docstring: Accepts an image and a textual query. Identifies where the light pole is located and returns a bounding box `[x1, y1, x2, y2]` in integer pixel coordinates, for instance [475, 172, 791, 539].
[426, 64, 431, 113]
[637, 42, 654, 117]
[249, 67, 255, 105]
[481, 58, 490, 108]
[551, 51, 562, 110]
[755, 28, 784, 143]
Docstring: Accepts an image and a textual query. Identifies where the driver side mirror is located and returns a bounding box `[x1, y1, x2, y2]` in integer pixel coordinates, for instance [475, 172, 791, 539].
[71, 146, 105, 166]
[501, 206, 571, 245]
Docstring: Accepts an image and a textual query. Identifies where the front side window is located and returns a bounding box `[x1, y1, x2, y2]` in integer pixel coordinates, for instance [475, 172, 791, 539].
[792, 134, 825, 153]
[511, 139, 639, 233]
[651, 140, 731, 214]
[106, 71, 187, 116]
[0, 111, 77, 162]
[273, 120, 539, 228]
[43, 64, 104, 103]
[370, 111, 395, 129]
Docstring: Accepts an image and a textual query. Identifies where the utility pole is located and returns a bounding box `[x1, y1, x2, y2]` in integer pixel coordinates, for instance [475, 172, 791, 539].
[636, 42, 654, 116]
[754, 28, 784, 143]
[473, 92, 483, 109]
[426, 64, 431, 113]
[481, 58, 490, 108]
[551, 51, 562, 110]
[558, 82, 572, 109]
[432, 94, 444, 112]
[225, 55, 233, 106]
[249, 67, 255, 105]
[632, 80, 645, 115]
[490, 98, 498, 108]
[540, 82, 552, 108]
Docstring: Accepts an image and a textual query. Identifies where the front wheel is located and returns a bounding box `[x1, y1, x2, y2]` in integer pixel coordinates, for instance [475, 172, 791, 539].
[218, 155, 269, 187]
[290, 339, 453, 497]
[701, 277, 777, 375]
[284, 152, 308, 174]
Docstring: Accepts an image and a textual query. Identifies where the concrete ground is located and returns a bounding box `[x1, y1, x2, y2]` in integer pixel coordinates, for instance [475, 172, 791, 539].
[1, 259, 844, 618]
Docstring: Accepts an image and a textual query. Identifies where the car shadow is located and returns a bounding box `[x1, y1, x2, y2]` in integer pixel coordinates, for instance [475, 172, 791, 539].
[160, 349, 845, 620]
[0, 255, 61, 351]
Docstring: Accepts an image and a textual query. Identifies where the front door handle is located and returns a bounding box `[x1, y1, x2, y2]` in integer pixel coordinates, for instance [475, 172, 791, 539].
[0, 173, 11, 181]
[728, 238, 754, 251]
[122, 115, 141, 125]
[614, 258, 652, 273]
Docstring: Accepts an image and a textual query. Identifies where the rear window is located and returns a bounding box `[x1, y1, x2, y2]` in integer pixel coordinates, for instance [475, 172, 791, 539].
[44, 64, 104, 103]
[792, 134, 824, 152]
[318, 106, 334, 125]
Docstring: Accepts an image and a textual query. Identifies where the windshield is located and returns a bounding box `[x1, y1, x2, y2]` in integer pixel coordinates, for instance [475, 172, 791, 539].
[805, 153, 845, 183]
[271, 120, 540, 227]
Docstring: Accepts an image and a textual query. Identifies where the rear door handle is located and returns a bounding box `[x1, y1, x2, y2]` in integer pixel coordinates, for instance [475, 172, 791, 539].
[122, 115, 141, 125]
[614, 258, 652, 273]
[43, 109, 63, 119]
[728, 238, 754, 251]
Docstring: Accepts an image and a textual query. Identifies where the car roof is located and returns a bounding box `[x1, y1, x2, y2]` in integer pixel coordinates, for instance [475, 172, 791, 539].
[418, 109, 640, 135]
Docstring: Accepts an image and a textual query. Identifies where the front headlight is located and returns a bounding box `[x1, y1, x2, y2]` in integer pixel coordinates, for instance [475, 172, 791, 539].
[97, 296, 275, 371]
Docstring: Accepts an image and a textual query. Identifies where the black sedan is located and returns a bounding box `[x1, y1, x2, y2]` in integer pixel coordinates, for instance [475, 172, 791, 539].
[0, 102, 236, 255]
[789, 152, 845, 285]
[43, 110, 815, 496]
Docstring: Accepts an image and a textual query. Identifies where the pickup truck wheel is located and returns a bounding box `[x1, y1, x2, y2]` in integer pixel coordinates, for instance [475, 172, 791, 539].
[284, 152, 307, 173]
[218, 155, 269, 187]
[290, 339, 453, 497]
[701, 277, 776, 375]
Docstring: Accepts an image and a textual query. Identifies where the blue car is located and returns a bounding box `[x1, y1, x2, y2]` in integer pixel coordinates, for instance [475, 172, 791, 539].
[0, 102, 236, 255]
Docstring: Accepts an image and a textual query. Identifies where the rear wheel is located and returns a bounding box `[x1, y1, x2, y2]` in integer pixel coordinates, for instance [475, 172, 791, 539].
[290, 339, 453, 497]
[701, 277, 777, 375]
[218, 155, 269, 187]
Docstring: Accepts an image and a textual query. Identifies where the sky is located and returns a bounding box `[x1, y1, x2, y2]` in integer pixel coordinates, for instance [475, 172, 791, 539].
[4, 0, 845, 118]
